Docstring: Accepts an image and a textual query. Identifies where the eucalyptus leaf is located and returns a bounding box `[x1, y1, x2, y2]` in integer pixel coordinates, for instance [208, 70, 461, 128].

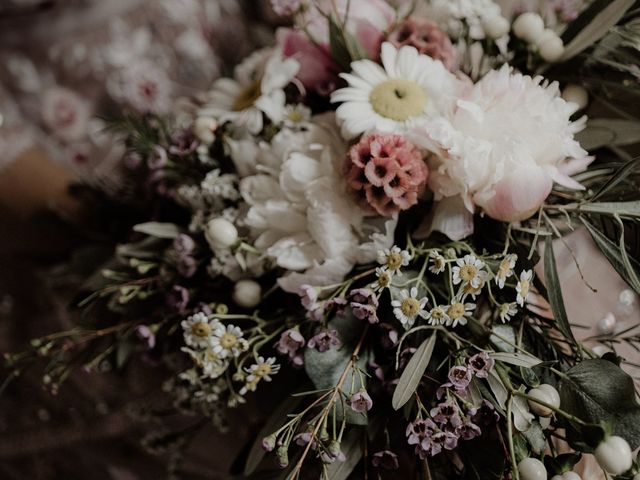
[133, 222, 181, 239]
[490, 352, 542, 369]
[560, 359, 640, 449]
[392, 333, 437, 410]
[543, 237, 578, 348]
[324, 427, 363, 480]
[576, 119, 640, 150]
[561, 0, 635, 60]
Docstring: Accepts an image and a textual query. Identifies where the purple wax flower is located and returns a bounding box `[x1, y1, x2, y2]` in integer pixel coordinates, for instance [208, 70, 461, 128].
[307, 329, 341, 352]
[430, 402, 462, 428]
[468, 351, 494, 378]
[371, 450, 399, 470]
[456, 421, 482, 441]
[448, 365, 473, 390]
[166, 285, 189, 313]
[349, 389, 373, 412]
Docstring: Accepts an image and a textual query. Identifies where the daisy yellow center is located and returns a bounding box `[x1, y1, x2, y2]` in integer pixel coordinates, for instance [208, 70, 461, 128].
[386, 252, 404, 270]
[233, 80, 262, 112]
[369, 79, 427, 121]
[520, 280, 530, 298]
[220, 332, 238, 349]
[287, 109, 303, 122]
[192, 322, 212, 337]
[459, 265, 478, 282]
[378, 272, 391, 288]
[255, 363, 272, 377]
[434, 258, 445, 269]
[431, 308, 445, 319]
[498, 261, 510, 278]
[447, 303, 465, 319]
[463, 283, 482, 295]
[401, 297, 420, 317]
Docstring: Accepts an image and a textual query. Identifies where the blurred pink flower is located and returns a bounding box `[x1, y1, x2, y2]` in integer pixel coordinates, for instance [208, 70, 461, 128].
[387, 18, 458, 71]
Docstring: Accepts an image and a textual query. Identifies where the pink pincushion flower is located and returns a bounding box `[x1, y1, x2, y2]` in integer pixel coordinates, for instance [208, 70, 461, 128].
[345, 134, 428, 216]
[387, 19, 457, 71]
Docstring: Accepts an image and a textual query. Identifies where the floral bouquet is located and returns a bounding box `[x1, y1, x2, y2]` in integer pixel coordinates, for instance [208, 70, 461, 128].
[6, 0, 640, 479]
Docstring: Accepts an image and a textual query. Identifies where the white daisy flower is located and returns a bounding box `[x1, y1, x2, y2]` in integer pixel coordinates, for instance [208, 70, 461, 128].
[426, 305, 450, 326]
[181, 313, 220, 349]
[200, 48, 299, 134]
[211, 323, 249, 359]
[498, 302, 518, 323]
[495, 254, 517, 289]
[331, 42, 465, 139]
[428, 250, 446, 274]
[445, 301, 475, 328]
[240, 356, 281, 394]
[181, 346, 229, 379]
[391, 287, 428, 328]
[457, 278, 486, 301]
[377, 246, 412, 274]
[516, 270, 534, 307]
[452, 254, 488, 289]
[283, 104, 311, 128]
[372, 267, 394, 291]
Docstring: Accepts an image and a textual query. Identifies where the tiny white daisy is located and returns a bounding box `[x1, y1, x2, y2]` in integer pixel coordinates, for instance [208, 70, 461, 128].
[283, 104, 311, 128]
[445, 301, 475, 328]
[498, 302, 518, 323]
[516, 270, 534, 307]
[457, 278, 486, 301]
[452, 254, 488, 289]
[331, 42, 464, 139]
[371, 267, 394, 291]
[377, 246, 412, 275]
[240, 356, 281, 394]
[211, 323, 249, 359]
[495, 254, 517, 289]
[391, 287, 428, 328]
[181, 313, 220, 349]
[426, 305, 450, 326]
[428, 250, 446, 274]
[201, 349, 229, 379]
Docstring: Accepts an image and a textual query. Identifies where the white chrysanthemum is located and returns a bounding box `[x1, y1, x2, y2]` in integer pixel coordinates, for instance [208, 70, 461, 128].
[377, 246, 412, 275]
[445, 301, 475, 328]
[428, 251, 446, 274]
[495, 254, 517, 289]
[426, 305, 450, 326]
[516, 269, 534, 307]
[239, 356, 281, 394]
[372, 267, 393, 291]
[331, 42, 465, 139]
[452, 255, 487, 288]
[391, 287, 428, 328]
[238, 113, 397, 293]
[200, 48, 299, 134]
[181, 313, 220, 349]
[210, 323, 248, 359]
[498, 302, 518, 322]
[410, 64, 591, 222]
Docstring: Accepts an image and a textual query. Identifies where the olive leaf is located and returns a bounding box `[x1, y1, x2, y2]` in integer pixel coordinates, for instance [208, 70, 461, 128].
[576, 119, 640, 151]
[133, 222, 181, 239]
[543, 236, 578, 348]
[392, 333, 437, 410]
[559, 359, 640, 449]
[490, 352, 542, 369]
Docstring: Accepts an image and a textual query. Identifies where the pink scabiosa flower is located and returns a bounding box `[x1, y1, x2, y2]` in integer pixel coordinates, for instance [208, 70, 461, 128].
[345, 133, 428, 216]
[387, 18, 457, 71]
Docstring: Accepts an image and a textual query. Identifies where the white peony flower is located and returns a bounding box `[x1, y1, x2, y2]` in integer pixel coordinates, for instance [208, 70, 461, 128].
[331, 42, 466, 140]
[200, 48, 299, 134]
[239, 113, 397, 293]
[410, 64, 591, 222]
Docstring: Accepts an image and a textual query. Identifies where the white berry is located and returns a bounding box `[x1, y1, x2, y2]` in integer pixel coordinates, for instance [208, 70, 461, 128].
[518, 457, 547, 480]
[513, 13, 545, 43]
[482, 15, 510, 39]
[233, 279, 262, 308]
[205, 218, 238, 249]
[537, 384, 561, 409]
[194, 116, 218, 145]
[538, 33, 565, 62]
[595, 436, 633, 475]
[562, 84, 589, 110]
[527, 384, 560, 417]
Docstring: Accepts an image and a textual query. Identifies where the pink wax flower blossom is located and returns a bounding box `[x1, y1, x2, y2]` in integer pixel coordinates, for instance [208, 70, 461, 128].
[271, 0, 303, 16]
[447, 365, 473, 390]
[41, 86, 91, 142]
[349, 388, 373, 412]
[387, 19, 457, 71]
[307, 329, 341, 352]
[345, 134, 428, 216]
[468, 351, 494, 378]
[276, 328, 306, 367]
[371, 450, 399, 470]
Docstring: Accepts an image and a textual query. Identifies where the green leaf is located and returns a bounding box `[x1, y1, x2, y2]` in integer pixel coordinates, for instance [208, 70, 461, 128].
[576, 119, 640, 151]
[490, 352, 542, 369]
[543, 236, 578, 347]
[392, 333, 437, 410]
[568, 200, 640, 218]
[590, 158, 640, 201]
[133, 222, 181, 239]
[328, 15, 366, 71]
[559, 359, 640, 449]
[324, 427, 363, 480]
[243, 395, 302, 476]
[561, 0, 635, 60]
[581, 217, 640, 294]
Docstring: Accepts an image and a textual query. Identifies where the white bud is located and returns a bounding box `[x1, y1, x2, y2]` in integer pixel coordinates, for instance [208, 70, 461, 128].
[205, 218, 238, 249]
[513, 12, 545, 43]
[518, 457, 547, 480]
[233, 279, 262, 308]
[596, 312, 616, 335]
[595, 436, 633, 474]
[527, 384, 559, 417]
[592, 345, 609, 357]
[194, 116, 218, 145]
[482, 15, 510, 39]
[538, 33, 565, 62]
[562, 84, 589, 110]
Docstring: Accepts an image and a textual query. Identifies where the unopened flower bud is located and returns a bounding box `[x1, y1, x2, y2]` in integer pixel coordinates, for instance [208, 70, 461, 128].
[232, 279, 262, 308]
[562, 84, 589, 110]
[276, 445, 289, 468]
[205, 218, 238, 249]
[513, 12, 545, 43]
[262, 434, 277, 452]
[482, 15, 510, 39]
[538, 32, 564, 62]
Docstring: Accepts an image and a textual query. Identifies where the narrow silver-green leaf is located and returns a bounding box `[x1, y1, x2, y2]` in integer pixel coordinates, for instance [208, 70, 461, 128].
[133, 222, 181, 239]
[392, 333, 437, 410]
[561, 0, 634, 60]
[566, 200, 640, 218]
[614, 214, 640, 293]
[543, 236, 578, 347]
[490, 352, 542, 369]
